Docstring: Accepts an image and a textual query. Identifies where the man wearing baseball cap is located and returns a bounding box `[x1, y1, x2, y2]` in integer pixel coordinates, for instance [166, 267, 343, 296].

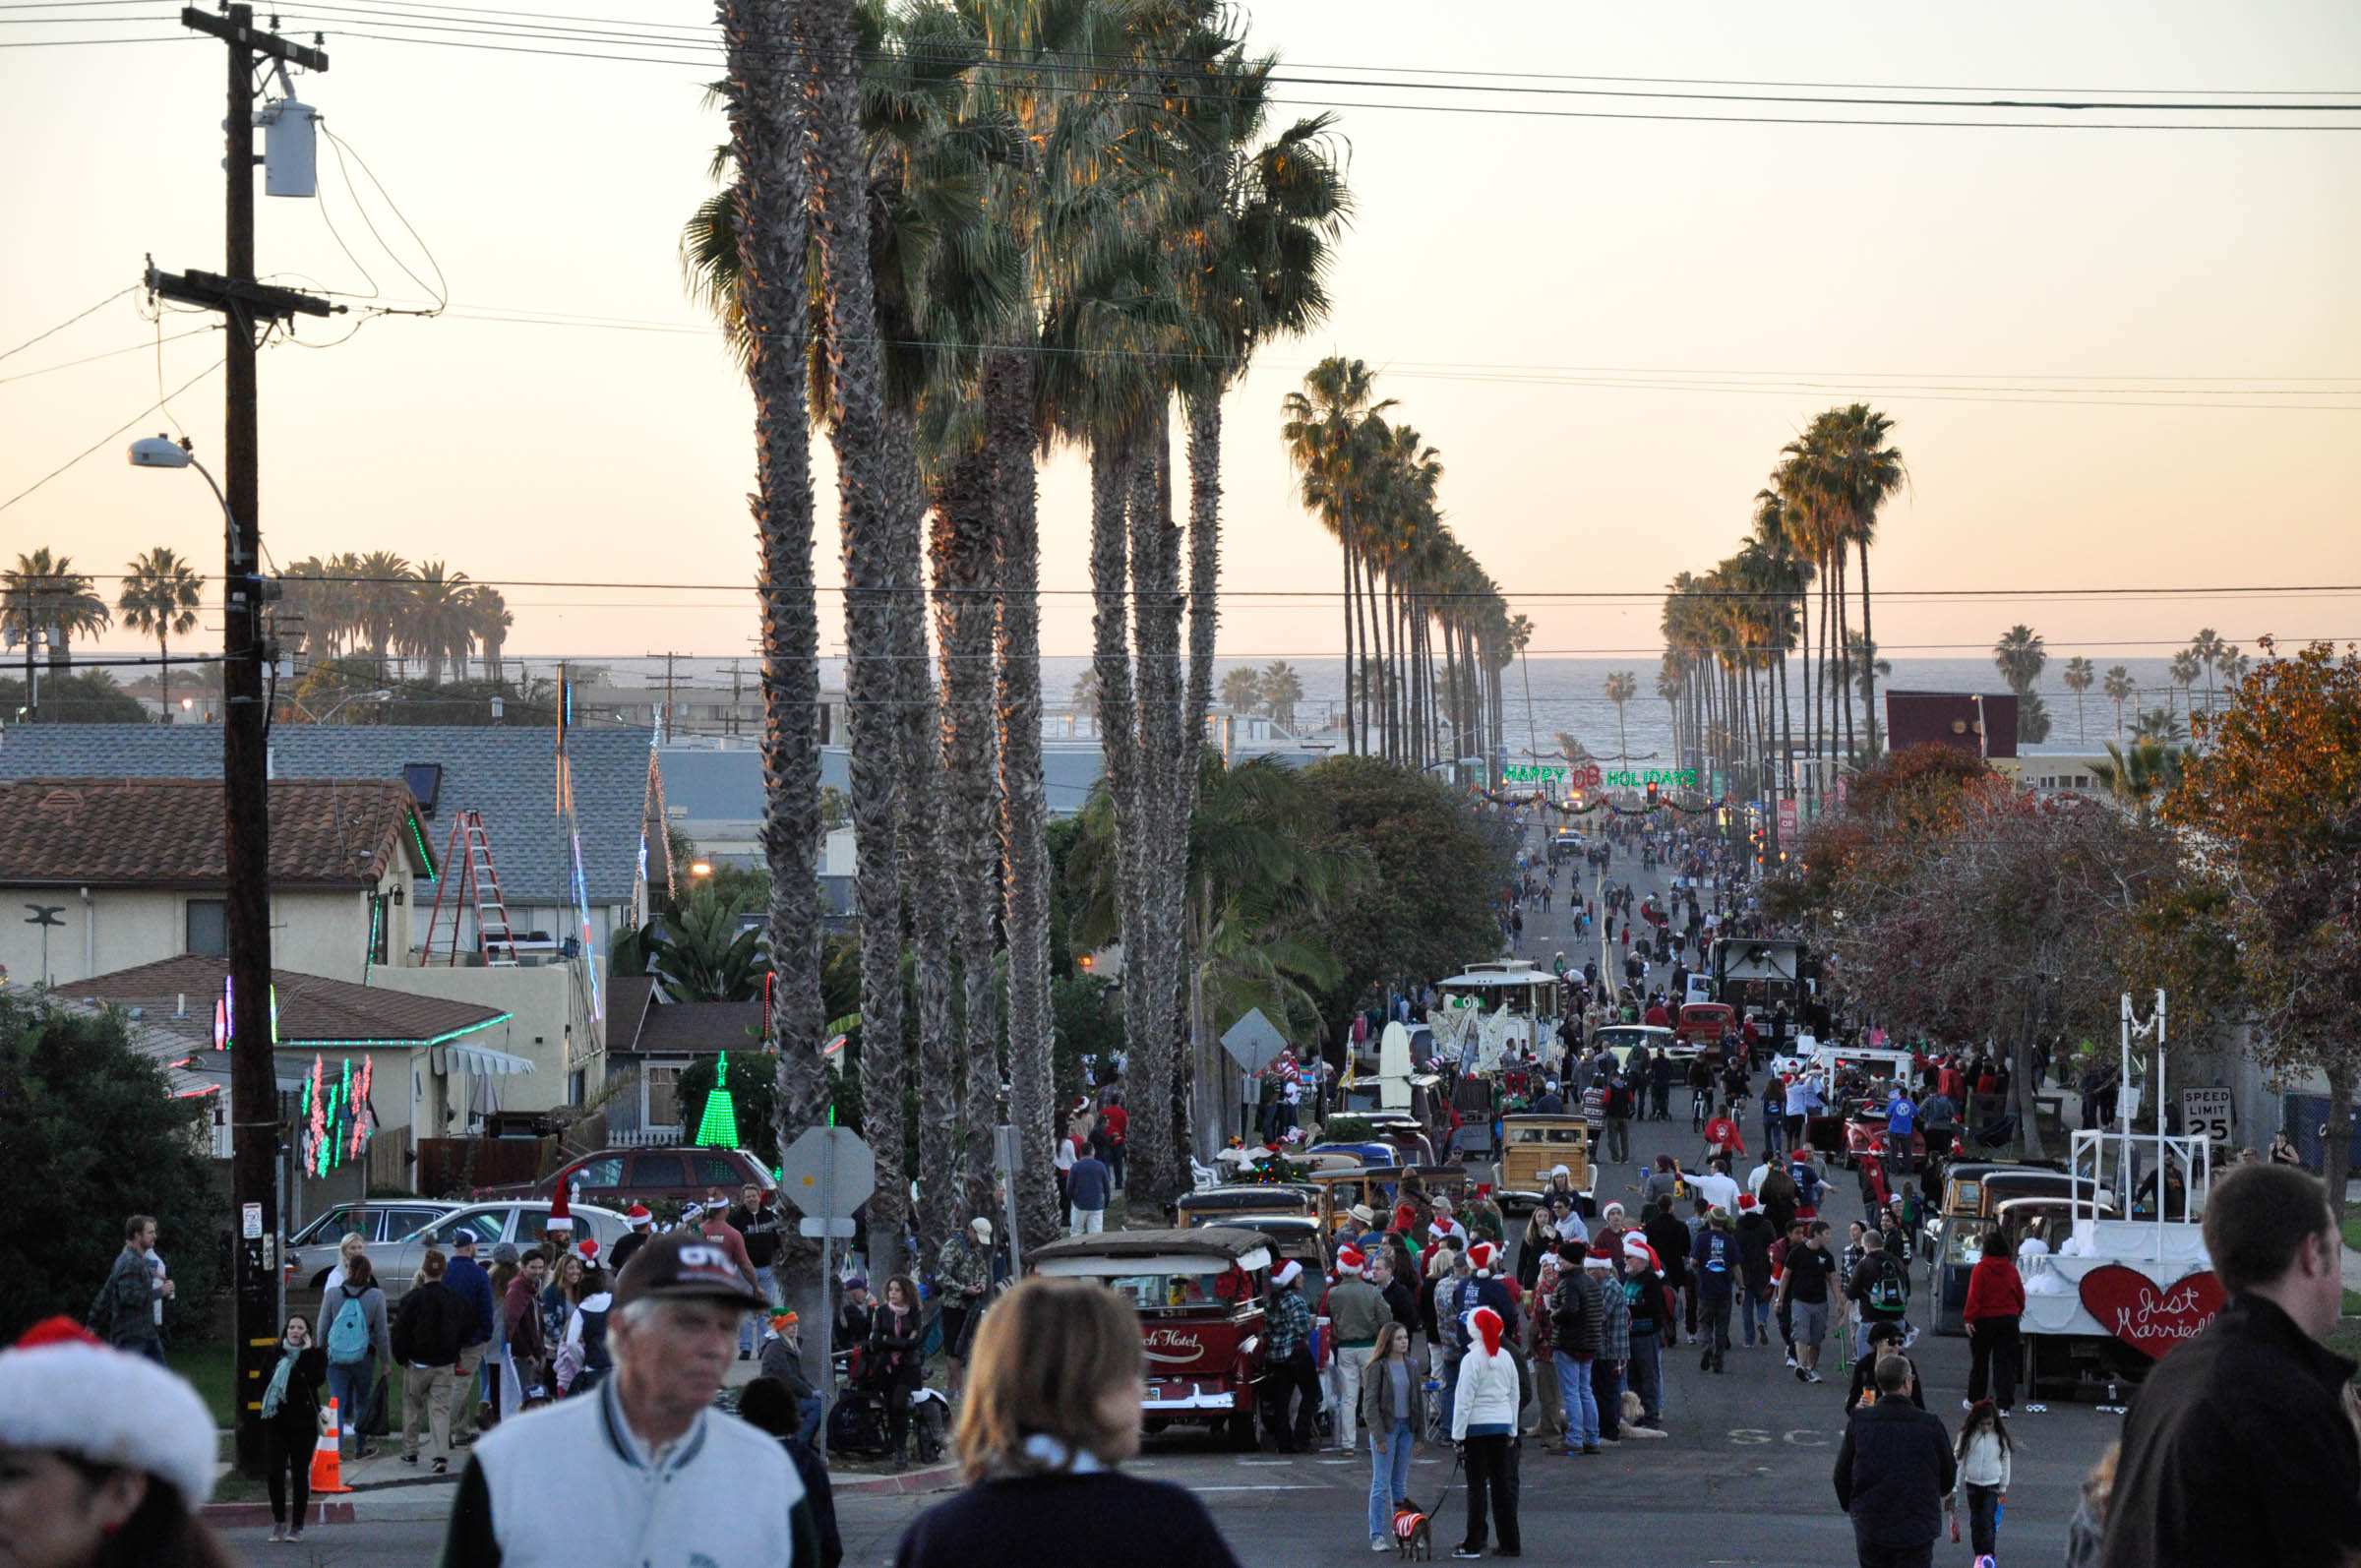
[438, 1231, 820, 1567]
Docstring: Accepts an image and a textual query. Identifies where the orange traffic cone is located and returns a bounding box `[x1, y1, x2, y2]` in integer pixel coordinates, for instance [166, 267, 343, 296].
[309, 1398, 352, 1495]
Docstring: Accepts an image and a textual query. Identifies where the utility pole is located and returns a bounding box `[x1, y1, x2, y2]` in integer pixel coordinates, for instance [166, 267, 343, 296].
[645, 650, 678, 740]
[148, 2, 329, 1478]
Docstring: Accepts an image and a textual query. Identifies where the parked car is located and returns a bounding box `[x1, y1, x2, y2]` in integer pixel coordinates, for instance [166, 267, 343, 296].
[290, 1200, 633, 1304]
[282, 1200, 461, 1293]
[475, 1145, 775, 1210]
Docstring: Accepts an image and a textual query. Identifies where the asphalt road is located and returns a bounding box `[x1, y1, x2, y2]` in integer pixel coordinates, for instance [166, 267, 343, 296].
[212, 822, 2123, 1565]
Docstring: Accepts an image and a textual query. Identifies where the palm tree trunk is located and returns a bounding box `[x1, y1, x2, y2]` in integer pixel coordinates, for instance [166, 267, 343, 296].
[806, 0, 907, 1281]
[726, 0, 826, 1371]
[1834, 551, 1855, 763]
[987, 345, 1060, 1251]
[1136, 407, 1193, 1194]
[1091, 432, 1152, 1203]
[933, 447, 1002, 1221]
[1855, 536, 1880, 756]
[1182, 392, 1222, 795]
[1339, 518, 1360, 753]
[889, 425, 950, 1271]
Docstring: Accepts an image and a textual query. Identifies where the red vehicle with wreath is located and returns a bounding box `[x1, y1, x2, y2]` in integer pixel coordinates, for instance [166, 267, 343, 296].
[1030, 1226, 1275, 1449]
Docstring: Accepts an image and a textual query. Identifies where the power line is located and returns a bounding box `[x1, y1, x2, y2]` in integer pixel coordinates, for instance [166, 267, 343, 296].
[0, 284, 137, 363]
[53, 570, 2361, 603]
[189, 25, 2361, 131]
[0, 324, 216, 387]
[0, 356, 225, 515]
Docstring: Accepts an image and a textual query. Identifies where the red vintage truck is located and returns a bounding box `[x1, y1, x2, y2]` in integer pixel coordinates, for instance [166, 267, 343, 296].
[1030, 1226, 1276, 1449]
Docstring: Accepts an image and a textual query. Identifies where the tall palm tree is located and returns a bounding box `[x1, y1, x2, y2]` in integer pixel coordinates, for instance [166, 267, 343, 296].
[1219, 666, 1264, 712]
[2130, 706, 2188, 745]
[1282, 358, 1392, 754]
[1992, 625, 2047, 694]
[1604, 669, 1638, 763]
[715, 0, 827, 1327]
[347, 551, 413, 680]
[2102, 665, 2136, 743]
[2187, 628, 2225, 718]
[2168, 649, 2203, 726]
[117, 548, 204, 720]
[402, 561, 474, 686]
[471, 586, 513, 684]
[3, 550, 111, 692]
[1260, 660, 1303, 728]
[2062, 655, 2096, 743]
[1787, 405, 1906, 756]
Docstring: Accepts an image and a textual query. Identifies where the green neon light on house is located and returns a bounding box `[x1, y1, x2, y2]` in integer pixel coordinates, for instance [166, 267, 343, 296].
[278, 1011, 515, 1050]
[408, 809, 438, 882]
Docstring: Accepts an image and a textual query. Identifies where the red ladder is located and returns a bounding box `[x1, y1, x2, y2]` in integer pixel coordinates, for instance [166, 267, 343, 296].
[421, 810, 520, 967]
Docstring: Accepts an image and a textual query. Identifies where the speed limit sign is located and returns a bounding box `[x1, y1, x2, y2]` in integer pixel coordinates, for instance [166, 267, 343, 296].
[2181, 1086, 2233, 1144]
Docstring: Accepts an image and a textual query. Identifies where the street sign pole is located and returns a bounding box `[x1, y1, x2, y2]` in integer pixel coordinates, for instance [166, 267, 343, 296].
[778, 1125, 876, 1448]
[994, 1125, 1024, 1280]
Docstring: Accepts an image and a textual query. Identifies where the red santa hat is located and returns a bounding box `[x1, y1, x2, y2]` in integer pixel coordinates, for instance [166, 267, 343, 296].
[1736, 1193, 1759, 1212]
[1467, 1241, 1498, 1278]
[577, 1237, 600, 1263]
[1336, 1243, 1367, 1276]
[0, 1318, 215, 1508]
[1622, 1236, 1654, 1266]
[626, 1204, 652, 1229]
[1391, 1202, 1419, 1234]
[545, 1185, 573, 1231]
[1469, 1304, 1504, 1357]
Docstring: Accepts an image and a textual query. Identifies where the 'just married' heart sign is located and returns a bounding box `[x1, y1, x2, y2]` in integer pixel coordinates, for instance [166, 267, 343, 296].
[2077, 1265, 2225, 1359]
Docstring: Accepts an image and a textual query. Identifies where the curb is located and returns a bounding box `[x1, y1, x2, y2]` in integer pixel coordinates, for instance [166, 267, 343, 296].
[200, 1499, 359, 1527]
[823, 1461, 959, 1496]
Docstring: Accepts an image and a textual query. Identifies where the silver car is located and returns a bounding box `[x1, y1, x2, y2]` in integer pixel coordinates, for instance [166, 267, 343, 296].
[298, 1200, 633, 1305]
[283, 1200, 462, 1295]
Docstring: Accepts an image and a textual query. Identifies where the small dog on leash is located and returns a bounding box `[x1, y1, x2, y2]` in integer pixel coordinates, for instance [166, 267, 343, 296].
[1391, 1498, 1432, 1560]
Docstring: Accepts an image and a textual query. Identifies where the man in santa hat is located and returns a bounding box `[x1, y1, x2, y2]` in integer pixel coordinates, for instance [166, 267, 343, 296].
[1323, 1244, 1386, 1452]
[1260, 1260, 1320, 1453]
[608, 1205, 655, 1280]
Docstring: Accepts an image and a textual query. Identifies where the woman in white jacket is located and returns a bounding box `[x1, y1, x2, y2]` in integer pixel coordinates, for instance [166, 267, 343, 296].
[1954, 1399, 2013, 1559]
[1448, 1306, 1522, 1560]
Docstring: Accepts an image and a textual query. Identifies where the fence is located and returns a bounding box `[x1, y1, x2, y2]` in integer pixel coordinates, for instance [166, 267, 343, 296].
[416, 1134, 550, 1198]
[611, 1126, 684, 1147]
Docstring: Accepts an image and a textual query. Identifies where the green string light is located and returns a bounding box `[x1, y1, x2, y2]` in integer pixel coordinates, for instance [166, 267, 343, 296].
[695, 1051, 739, 1147]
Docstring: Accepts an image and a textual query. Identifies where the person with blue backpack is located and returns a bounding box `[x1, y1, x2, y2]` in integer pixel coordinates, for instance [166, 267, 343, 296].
[322, 1252, 393, 1460]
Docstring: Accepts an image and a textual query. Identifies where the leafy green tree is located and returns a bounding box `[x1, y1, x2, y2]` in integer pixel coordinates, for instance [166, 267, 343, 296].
[0, 670, 149, 724]
[0, 996, 225, 1340]
[1297, 756, 1509, 1035]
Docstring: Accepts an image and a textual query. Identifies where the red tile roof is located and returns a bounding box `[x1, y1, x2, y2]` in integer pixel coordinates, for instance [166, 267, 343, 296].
[0, 777, 433, 889]
[54, 955, 510, 1047]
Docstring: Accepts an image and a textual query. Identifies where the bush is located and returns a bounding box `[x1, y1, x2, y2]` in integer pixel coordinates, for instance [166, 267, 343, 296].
[0, 996, 225, 1341]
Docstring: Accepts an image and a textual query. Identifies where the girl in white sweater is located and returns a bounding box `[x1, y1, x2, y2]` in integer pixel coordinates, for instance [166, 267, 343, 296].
[1955, 1399, 2014, 1559]
[1449, 1306, 1522, 1559]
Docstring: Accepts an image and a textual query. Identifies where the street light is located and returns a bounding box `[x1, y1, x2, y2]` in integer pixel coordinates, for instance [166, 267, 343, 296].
[129, 434, 233, 525]
[284, 689, 393, 723]
[690, 860, 713, 878]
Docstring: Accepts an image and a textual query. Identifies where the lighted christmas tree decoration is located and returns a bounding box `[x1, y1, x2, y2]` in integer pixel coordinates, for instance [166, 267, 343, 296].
[270, 985, 279, 1046]
[695, 1051, 739, 1148]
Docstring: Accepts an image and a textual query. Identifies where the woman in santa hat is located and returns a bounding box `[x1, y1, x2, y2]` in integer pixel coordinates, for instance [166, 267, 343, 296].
[0, 1317, 237, 1568]
[1448, 1305, 1522, 1559]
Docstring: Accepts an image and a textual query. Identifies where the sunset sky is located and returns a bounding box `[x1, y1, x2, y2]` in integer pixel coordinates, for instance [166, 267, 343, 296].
[6, 0, 2358, 672]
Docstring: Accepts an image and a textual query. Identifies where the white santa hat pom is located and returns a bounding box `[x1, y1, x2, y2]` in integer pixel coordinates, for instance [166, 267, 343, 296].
[0, 1318, 216, 1509]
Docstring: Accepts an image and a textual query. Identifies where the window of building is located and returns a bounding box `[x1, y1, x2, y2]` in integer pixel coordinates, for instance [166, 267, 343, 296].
[645, 1062, 686, 1131]
[186, 899, 228, 957]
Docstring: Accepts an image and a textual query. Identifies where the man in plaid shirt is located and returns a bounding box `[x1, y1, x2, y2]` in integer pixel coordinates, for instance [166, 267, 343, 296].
[1260, 1261, 1319, 1452]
